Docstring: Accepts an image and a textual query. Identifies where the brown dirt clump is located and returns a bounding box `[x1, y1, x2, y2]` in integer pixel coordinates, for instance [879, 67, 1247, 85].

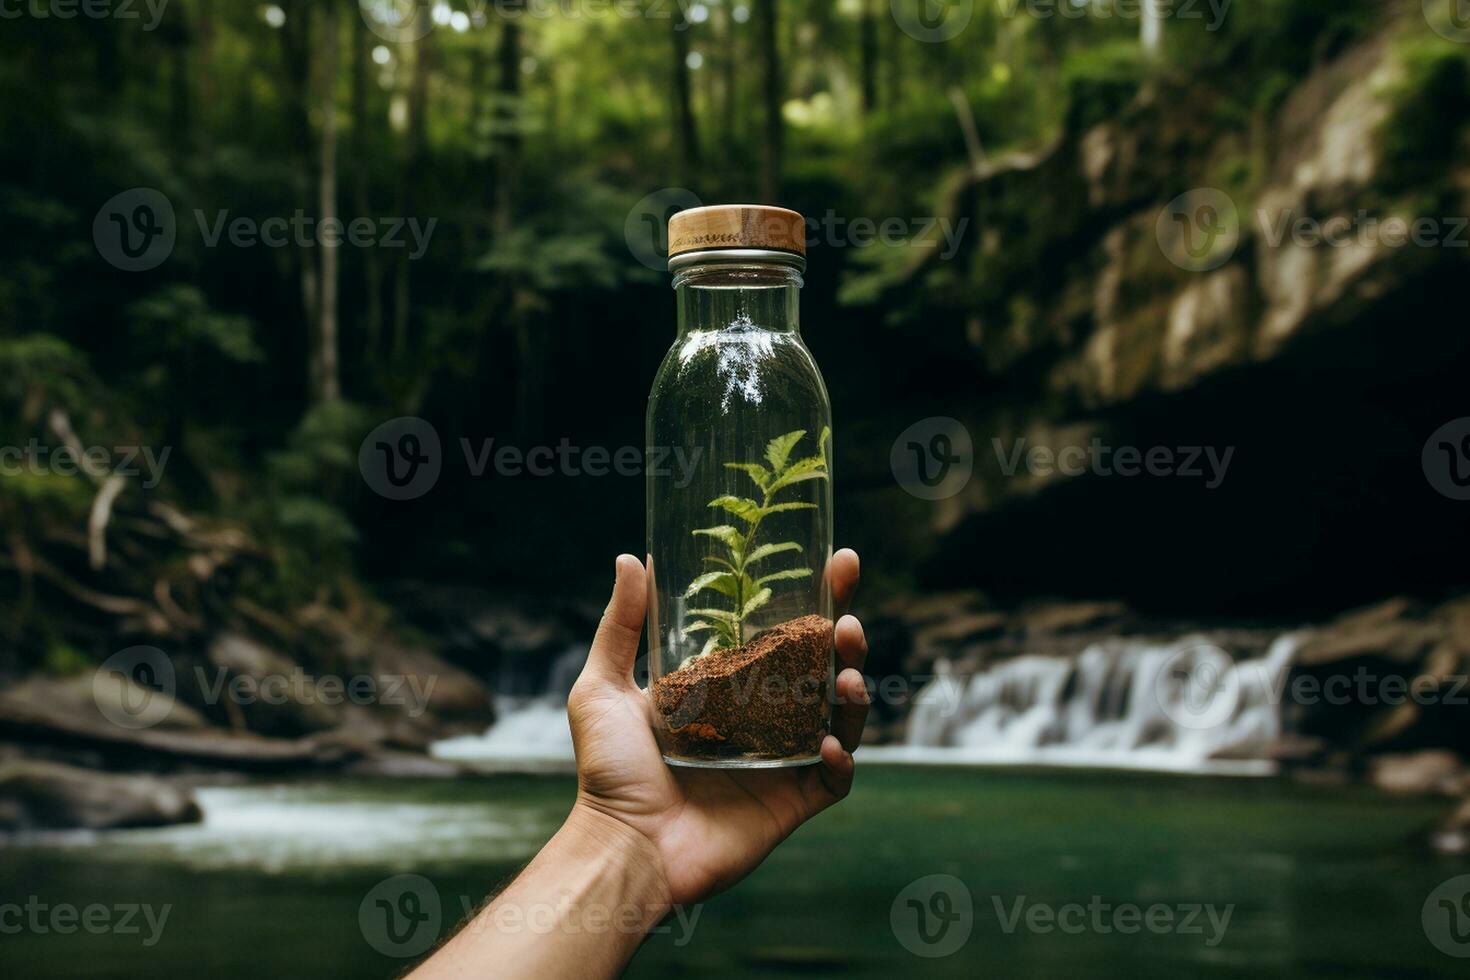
[652, 614, 833, 761]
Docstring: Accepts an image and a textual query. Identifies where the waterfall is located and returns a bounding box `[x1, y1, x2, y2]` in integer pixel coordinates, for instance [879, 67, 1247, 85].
[431, 645, 587, 767]
[432, 632, 1302, 775]
[874, 633, 1302, 774]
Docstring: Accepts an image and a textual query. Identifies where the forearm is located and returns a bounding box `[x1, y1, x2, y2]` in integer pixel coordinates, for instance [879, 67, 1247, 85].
[411, 805, 671, 980]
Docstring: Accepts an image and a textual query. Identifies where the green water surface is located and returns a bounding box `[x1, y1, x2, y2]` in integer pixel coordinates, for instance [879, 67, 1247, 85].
[0, 766, 1465, 978]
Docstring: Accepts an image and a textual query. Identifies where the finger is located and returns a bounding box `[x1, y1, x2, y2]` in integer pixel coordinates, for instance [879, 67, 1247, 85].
[829, 548, 860, 620]
[583, 554, 646, 685]
[834, 613, 868, 674]
[811, 734, 856, 806]
[831, 667, 870, 753]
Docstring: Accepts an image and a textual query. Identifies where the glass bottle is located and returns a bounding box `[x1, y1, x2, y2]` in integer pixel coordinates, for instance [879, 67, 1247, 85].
[646, 205, 833, 768]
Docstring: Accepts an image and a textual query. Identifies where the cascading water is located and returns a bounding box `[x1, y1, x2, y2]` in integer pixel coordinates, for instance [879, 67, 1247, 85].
[432, 631, 1303, 775]
[873, 633, 1303, 774]
[432, 645, 587, 767]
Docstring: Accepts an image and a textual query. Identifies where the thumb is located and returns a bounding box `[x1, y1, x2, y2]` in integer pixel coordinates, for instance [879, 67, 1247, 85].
[583, 554, 647, 686]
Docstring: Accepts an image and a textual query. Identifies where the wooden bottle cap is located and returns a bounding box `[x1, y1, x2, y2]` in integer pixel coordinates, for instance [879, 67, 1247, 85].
[667, 205, 807, 260]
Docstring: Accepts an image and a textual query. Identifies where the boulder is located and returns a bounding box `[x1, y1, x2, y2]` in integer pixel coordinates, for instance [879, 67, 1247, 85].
[1295, 598, 1439, 667]
[1429, 798, 1470, 856]
[0, 760, 202, 832]
[1368, 750, 1469, 796]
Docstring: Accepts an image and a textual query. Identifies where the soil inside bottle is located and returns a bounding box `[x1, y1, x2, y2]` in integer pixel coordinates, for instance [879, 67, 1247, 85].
[652, 614, 833, 762]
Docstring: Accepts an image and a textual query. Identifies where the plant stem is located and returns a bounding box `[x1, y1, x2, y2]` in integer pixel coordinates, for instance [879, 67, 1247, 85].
[732, 486, 775, 646]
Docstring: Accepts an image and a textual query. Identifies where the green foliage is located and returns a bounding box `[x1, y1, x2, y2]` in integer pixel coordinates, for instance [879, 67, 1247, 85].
[1377, 38, 1470, 197]
[683, 428, 830, 653]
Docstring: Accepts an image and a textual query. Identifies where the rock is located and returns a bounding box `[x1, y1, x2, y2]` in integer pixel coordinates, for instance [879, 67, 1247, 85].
[0, 761, 201, 832]
[1429, 798, 1470, 856]
[913, 611, 1008, 652]
[371, 641, 493, 725]
[1020, 600, 1129, 637]
[343, 750, 466, 779]
[1369, 750, 1469, 796]
[0, 687, 353, 771]
[1295, 598, 1440, 667]
[205, 632, 343, 736]
[7, 673, 208, 735]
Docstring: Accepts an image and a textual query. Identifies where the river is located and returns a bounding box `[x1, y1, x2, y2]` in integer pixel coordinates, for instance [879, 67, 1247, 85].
[0, 767, 1462, 978]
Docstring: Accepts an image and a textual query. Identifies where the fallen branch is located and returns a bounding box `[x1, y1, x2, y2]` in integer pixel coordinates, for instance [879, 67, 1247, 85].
[87, 474, 127, 571]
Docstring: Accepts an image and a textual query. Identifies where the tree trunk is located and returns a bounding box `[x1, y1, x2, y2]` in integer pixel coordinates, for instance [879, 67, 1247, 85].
[316, 0, 341, 404]
[351, 6, 383, 368]
[1141, 0, 1163, 55]
[492, 17, 521, 236]
[279, 1, 319, 389]
[671, 7, 700, 180]
[393, 27, 431, 361]
[859, 0, 877, 115]
[755, 0, 782, 202]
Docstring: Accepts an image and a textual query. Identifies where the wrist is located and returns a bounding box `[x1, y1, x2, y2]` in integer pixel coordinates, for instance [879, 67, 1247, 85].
[557, 800, 672, 926]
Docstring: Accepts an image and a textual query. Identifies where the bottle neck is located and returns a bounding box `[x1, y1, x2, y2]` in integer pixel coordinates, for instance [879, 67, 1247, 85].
[672, 263, 803, 336]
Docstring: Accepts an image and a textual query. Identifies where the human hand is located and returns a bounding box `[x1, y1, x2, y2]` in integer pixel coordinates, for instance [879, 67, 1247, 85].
[565, 549, 868, 906]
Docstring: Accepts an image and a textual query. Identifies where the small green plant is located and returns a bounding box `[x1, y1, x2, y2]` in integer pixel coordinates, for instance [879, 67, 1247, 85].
[682, 427, 830, 655]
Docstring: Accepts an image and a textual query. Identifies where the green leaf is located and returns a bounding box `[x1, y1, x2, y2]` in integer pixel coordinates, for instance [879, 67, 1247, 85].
[684, 571, 741, 600]
[741, 588, 773, 618]
[745, 541, 802, 565]
[760, 501, 816, 515]
[766, 456, 828, 494]
[724, 462, 771, 492]
[697, 635, 723, 657]
[687, 607, 740, 626]
[682, 620, 718, 636]
[709, 495, 763, 524]
[764, 430, 806, 473]
[755, 567, 812, 588]
[819, 425, 832, 465]
[692, 524, 746, 561]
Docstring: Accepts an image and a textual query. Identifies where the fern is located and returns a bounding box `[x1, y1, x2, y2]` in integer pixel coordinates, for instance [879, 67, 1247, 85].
[683, 427, 830, 653]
